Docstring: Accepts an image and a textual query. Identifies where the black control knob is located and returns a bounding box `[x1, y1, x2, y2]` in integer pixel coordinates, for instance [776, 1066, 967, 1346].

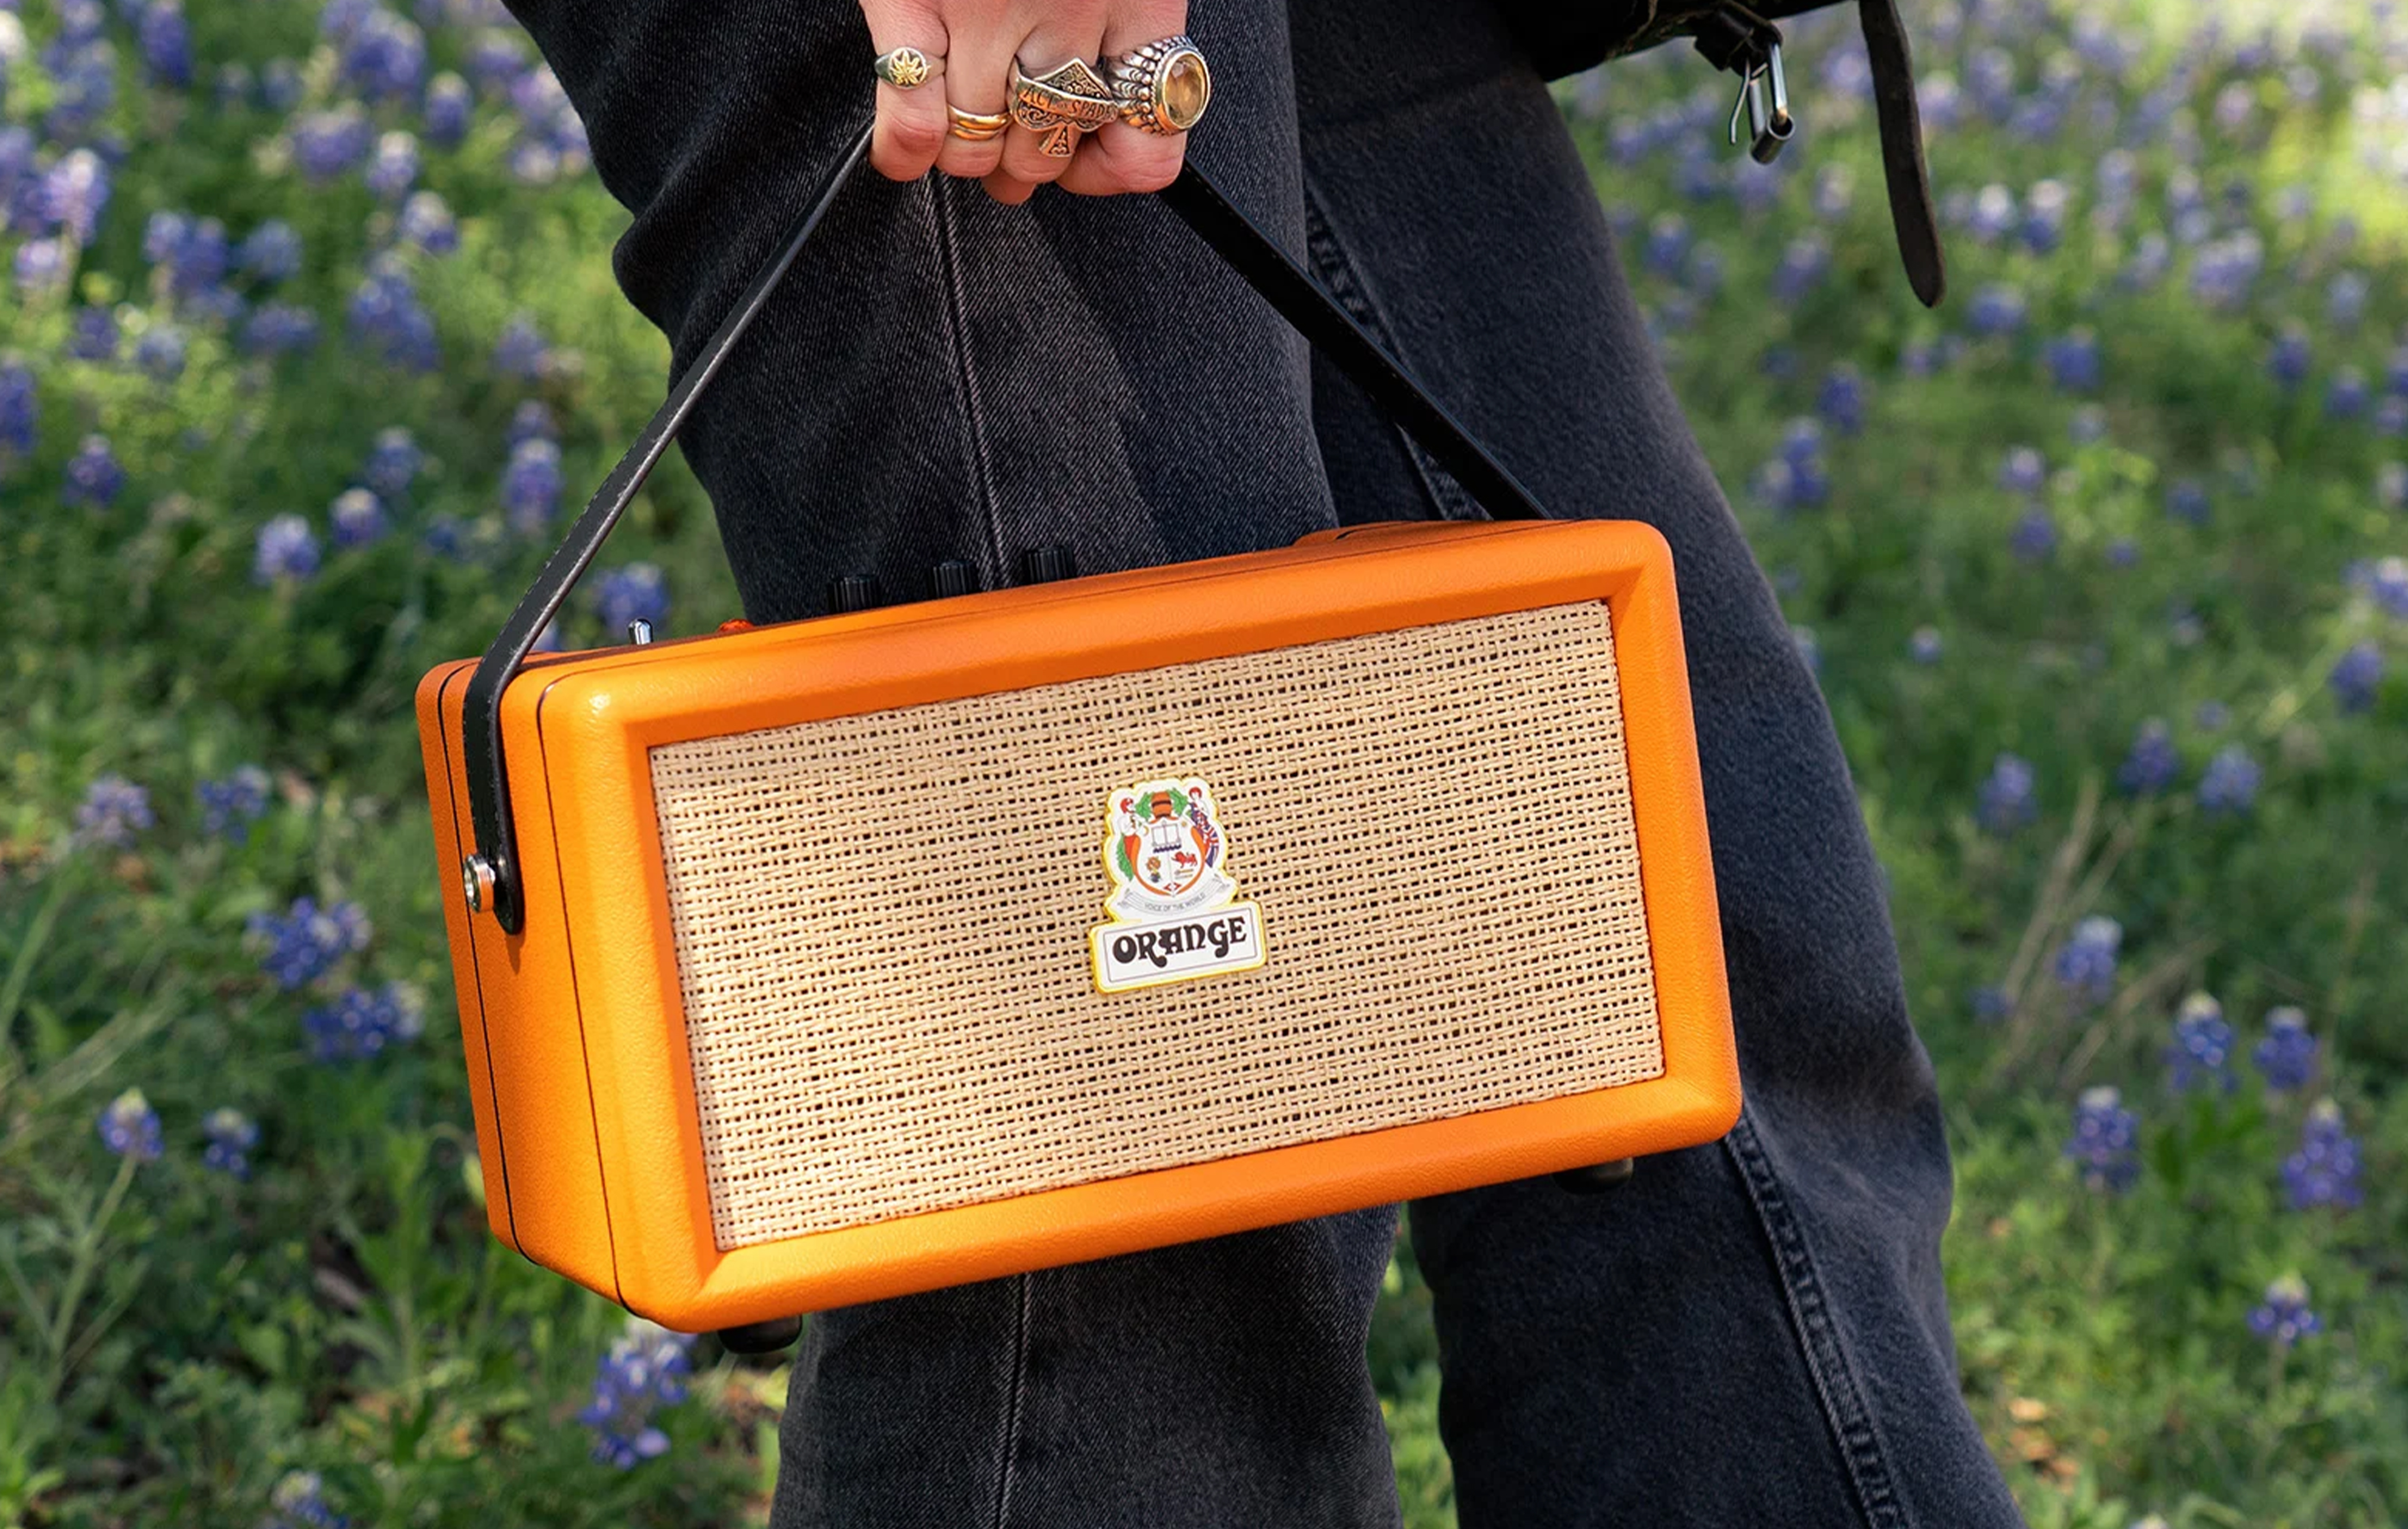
[1017, 544, 1077, 585]
[825, 572, 884, 614]
[928, 559, 982, 599]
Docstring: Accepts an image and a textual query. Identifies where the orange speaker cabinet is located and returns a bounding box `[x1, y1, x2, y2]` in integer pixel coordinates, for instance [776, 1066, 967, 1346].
[416, 518, 1736, 1333]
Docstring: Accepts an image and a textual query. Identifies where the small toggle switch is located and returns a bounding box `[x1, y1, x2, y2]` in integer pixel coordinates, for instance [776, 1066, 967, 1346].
[825, 572, 884, 614]
[1017, 544, 1077, 585]
[928, 559, 982, 599]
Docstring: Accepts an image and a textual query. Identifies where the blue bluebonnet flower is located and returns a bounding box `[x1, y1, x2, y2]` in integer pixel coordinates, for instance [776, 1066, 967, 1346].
[1963, 183, 2016, 243]
[302, 981, 424, 1062]
[597, 563, 670, 636]
[201, 1108, 259, 1178]
[1770, 232, 1829, 304]
[578, 1320, 698, 1469]
[346, 257, 438, 370]
[2166, 992, 2236, 1093]
[396, 189, 457, 255]
[42, 40, 117, 144]
[2043, 330, 2101, 393]
[2197, 745, 2261, 815]
[1970, 985, 2011, 1024]
[2282, 1100, 2362, 1212]
[133, 325, 186, 383]
[0, 364, 37, 456]
[2193, 699, 2230, 731]
[1968, 283, 2027, 338]
[467, 30, 531, 92]
[139, 0, 191, 85]
[293, 107, 373, 182]
[2052, 916, 2121, 1007]
[66, 307, 119, 360]
[2359, 557, 2408, 618]
[2105, 537, 2139, 569]
[261, 58, 305, 111]
[2019, 180, 2069, 254]
[329, 489, 385, 548]
[237, 219, 303, 282]
[196, 764, 272, 841]
[253, 514, 321, 584]
[502, 437, 564, 533]
[2118, 231, 2170, 291]
[1908, 625, 1943, 664]
[2128, 722, 2186, 794]
[97, 1088, 164, 1162]
[344, 8, 428, 100]
[1642, 213, 1688, 278]
[266, 1469, 349, 1528]
[216, 62, 256, 111]
[365, 130, 419, 199]
[2247, 1275, 2321, 1346]
[76, 774, 154, 847]
[1817, 365, 1867, 435]
[1683, 243, 1723, 299]
[2265, 325, 2311, 389]
[2065, 1086, 2140, 1192]
[2164, 477, 2211, 528]
[2252, 1007, 2317, 1093]
[240, 302, 321, 356]
[248, 897, 372, 989]
[63, 434, 125, 509]
[2328, 643, 2381, 714]
[2010, 507, 2057, 561]
[423, 71, 475, 147]
[1977, 753, 2037, 833]
[364, 427, 420, 499]
[42, 149, 110, 242]
[161, 216, 228, 296]
[15, 238, 71, 294]
[2327, 271, 2369, 327]
[1997, 446, 2046, 496]
[492, 313, 549, 380]
[506, 399, 557, 447]
[2327, 368, 2370, 421]
[2190, 232, 2264, 311]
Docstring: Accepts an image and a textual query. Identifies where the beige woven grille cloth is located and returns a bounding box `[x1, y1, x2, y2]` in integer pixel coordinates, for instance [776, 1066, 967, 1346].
[648, 601, 1663, 1249]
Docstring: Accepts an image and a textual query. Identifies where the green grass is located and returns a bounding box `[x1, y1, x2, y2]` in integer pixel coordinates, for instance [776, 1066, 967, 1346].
[3, 1, 2405, 1524]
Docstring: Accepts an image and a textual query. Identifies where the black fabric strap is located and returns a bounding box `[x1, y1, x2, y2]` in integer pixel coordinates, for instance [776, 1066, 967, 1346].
[462, 120, 1553, 932]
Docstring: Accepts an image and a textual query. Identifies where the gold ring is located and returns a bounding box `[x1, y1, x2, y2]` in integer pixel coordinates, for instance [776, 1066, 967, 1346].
[1106, 36, 1211, 135]
[945, 105, 1011, 142]
[873, 47, 939, 89]
[1008, 57, 1118, 157]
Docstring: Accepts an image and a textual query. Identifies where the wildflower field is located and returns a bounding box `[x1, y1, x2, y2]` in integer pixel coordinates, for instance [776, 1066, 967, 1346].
[2, 0, 2405, 1524]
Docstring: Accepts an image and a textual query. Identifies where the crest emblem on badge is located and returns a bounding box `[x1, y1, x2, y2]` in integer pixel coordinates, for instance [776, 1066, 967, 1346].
[1089, 776, 1267, 993]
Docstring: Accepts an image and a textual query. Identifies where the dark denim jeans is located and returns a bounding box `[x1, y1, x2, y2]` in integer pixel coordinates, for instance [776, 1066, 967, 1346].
[502, 0, 2026, 1523]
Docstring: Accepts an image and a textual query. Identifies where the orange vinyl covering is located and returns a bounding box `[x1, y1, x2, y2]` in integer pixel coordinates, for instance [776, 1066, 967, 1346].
[415, 519, 1736, 1332]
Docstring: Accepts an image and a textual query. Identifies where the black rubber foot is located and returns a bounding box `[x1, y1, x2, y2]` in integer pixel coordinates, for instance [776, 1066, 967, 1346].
[716, 1315, 804, 1354]
[1553, 1158, 1636, 1194]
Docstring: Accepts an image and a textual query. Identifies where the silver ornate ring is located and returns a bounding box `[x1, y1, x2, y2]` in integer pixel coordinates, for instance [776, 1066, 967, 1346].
[1009, 57, 1119, 157]
[1106, 35, 1211, 135]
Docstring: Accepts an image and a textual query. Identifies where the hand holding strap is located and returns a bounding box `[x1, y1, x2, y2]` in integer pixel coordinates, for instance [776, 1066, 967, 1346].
[462, 119, 1550, 932]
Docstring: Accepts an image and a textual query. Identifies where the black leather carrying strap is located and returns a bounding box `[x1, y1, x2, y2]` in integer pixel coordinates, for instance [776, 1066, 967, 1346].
[462, 120, 1553, 932]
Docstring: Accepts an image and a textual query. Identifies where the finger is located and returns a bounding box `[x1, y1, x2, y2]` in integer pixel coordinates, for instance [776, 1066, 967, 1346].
[988, 9, 1110, 202]
[933, 11, 1020, 182]
[861, 1, 952, 181]
[1059, 3, 1192, 196]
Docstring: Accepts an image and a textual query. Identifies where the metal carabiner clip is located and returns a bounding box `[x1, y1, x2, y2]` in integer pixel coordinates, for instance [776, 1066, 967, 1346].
[1724, 39, 1795, 164]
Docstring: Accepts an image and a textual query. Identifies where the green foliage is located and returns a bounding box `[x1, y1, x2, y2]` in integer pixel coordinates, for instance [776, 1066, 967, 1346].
[1, 0, 2403, 1525]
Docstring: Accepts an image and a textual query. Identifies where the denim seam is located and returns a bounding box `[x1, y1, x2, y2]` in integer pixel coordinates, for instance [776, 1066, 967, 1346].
[1296, 178, 1484, 524]
[991, 1272, 1032, 1529]
[1723, 1109, 1911, 1529]
[930, 178, 1009, 578]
